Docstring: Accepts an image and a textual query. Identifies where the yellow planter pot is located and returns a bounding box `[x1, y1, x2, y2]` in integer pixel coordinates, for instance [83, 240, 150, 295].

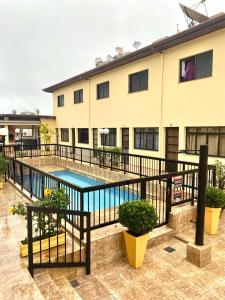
[124, 231, 149, 268]
[205, 207, 221, 235]
[20, 233, 66, 257]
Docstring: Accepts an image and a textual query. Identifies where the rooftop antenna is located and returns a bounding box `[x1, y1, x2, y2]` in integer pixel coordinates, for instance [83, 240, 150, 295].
[179, 1, 209, 29]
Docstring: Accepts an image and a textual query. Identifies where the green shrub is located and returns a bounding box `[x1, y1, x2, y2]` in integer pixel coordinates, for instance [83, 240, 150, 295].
[97, 147, 122, 166]
[10, 187, 70, 242]
[214, 160, 225, 189]
[118, 200, 158, 237]
[206, 187, 225, 208]
[0, 154, 8, 178]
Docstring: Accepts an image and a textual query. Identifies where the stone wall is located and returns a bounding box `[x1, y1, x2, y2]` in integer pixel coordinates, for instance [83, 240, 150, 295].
[168, 205, 197, 232]
[21, 156, 137, 183]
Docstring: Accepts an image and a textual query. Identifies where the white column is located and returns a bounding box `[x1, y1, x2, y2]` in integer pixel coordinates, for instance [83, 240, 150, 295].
[4, 125, 9, 145]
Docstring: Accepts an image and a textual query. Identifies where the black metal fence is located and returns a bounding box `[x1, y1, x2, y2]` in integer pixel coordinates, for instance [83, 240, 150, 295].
[27, 205, 91, 277]
[80, 168, 199, 232]
[4, 144, 215, 275]
[2, 143, 216, 184]
[7, 156, 200, 232]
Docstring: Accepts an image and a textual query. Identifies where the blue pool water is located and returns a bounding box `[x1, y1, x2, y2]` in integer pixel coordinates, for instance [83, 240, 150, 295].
[50, 170, 137, 212]
[50, 170, 104, 188]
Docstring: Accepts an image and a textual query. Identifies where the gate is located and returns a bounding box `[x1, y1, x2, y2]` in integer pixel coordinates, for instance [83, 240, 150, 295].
[27, 205, 91, 277]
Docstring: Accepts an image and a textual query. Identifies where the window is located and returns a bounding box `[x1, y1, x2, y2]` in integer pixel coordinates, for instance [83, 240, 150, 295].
[186, 127, 225, 157]
[78, 128, 89, 144]
[57, 95, 64, 107]
[101, 128, 117, 146]
[61, 128, 69, 142]
[180, 50, 213, 82]
[23, 129, 33, 137]
[97, 81, 109, 99]
[134, 128, 158, 150]
[74, 89, 83, 104]
[129, 70, 148, 93]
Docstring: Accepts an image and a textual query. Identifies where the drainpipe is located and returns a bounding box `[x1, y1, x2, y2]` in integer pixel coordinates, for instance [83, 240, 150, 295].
[86, 78, 91, 146]
[159, 51, 165, 158]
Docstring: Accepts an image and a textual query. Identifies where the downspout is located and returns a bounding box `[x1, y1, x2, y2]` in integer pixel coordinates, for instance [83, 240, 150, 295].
[86, 78, 91, 146]
[159, 51, 165, 158]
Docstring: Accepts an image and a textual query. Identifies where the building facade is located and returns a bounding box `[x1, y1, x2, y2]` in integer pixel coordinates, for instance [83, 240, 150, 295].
[44, 13, 225, 165]
[0, 114, 56, 146]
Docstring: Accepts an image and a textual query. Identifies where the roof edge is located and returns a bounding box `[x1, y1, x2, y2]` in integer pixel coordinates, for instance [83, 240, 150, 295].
[43, 13, 225, 93]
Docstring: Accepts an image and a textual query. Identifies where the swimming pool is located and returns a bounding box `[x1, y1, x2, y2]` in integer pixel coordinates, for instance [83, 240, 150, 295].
[50, 170, 105, 188]
[50, 170, 137, 212]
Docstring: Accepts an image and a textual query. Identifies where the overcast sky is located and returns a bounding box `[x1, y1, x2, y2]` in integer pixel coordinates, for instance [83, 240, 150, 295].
[0, 0, 224, 115]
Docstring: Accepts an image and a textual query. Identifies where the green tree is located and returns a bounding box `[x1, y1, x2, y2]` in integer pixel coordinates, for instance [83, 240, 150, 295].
[40, 123, 53, 144]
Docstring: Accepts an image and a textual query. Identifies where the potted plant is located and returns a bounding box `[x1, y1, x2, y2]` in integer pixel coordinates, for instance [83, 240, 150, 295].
[118, 200, 158, 268]
[0, 154, 8, 189]
[8, 187, 70, 256]
[205, 186, 225, 234]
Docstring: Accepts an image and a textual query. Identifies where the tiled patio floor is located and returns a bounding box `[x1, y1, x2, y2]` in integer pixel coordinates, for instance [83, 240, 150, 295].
[0, 182, 43, 300]
[1, 182, 225, 299]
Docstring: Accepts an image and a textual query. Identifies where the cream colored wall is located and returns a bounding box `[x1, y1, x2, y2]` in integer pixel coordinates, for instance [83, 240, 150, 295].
[161, 28, 225, 162]
[53, 55, 163, 156]
[53, 80, 91, 147]
[52, 28, 225, 163]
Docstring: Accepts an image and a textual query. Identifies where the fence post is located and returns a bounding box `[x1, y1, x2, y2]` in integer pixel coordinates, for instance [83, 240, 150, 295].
[191, 172, 195, 206]
[110, 152, 113, 171]
[41, 174, 45, 199]
[195, 145, 208, 246]
[140, 156, 142, 177]
[73, 146, 75, 161]
[103, 149, 105, 168]
[80, 191, 84, 240]
[81, 148, 83, 164]
[27, 205, 34, 277]
[159, 159, 162, 175]
[13, 160, 16, 183]
[20, 164, 23, 190]
[86, 213, 91, 275]
[212, 167, 216, 187]
[123, 153, 126, 174]
[56, 143, 59, 157]
[140, 180, 146, 199]
[166, 177, 172, 223]
[29, 168, 33, 198]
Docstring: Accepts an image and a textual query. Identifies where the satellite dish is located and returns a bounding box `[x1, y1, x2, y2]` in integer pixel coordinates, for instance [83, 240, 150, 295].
[179, 1, 209, 28]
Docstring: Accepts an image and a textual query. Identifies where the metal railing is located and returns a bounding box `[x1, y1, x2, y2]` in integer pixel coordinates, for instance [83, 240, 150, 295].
[27, 205, 91, 277]
[7, 156, 200, 233]
[2, 143, 216, 183]
[4, 143, 214, 274]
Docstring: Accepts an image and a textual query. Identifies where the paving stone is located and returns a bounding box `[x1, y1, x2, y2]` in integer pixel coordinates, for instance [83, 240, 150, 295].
[2, 182, 225, 299]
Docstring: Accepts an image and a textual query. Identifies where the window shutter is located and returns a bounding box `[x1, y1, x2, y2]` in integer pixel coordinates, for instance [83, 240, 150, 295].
[195, 50, 213, 79]
[129, 70, 148, 93]
[97, 82, 109, 99]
